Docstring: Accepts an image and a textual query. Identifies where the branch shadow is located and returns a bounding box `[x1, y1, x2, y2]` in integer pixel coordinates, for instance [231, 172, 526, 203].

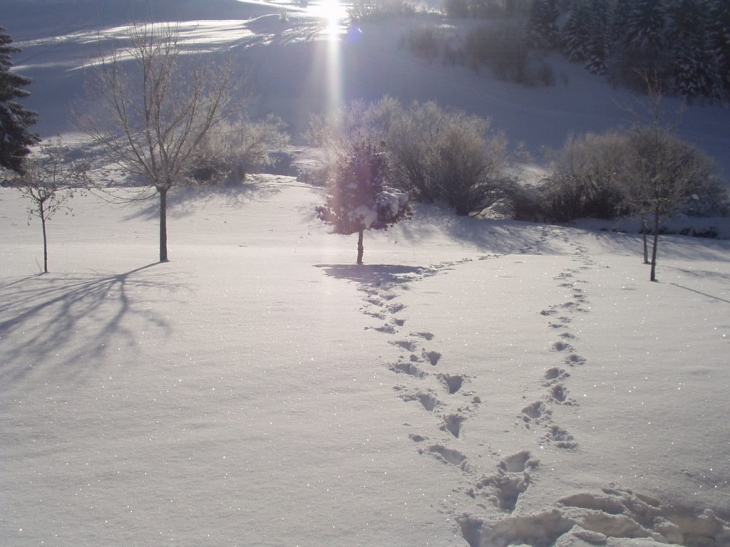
[669, 283, 730, 304]
[120, 177, 287, 222]
[0, 263, 183, 386]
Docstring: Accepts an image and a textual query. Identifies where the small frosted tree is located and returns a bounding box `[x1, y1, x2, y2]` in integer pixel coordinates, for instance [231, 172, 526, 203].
[10, 137, 90, 273]
[316, 140, 411, 264]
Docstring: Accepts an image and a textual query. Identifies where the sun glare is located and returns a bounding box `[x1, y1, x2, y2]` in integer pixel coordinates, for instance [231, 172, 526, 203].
[317, 0, 347, 35]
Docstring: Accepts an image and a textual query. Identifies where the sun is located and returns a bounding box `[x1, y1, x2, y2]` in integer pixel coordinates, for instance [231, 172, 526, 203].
[316, 0, 347, 34]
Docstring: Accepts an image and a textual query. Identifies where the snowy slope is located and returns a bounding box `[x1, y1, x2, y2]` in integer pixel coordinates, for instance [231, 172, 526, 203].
[2, 0, 730, 178]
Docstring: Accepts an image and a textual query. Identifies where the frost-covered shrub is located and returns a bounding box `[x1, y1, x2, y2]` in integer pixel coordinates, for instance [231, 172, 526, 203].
[348, 0, 413, 22]
[387, 100, 510, 215]
[432, 116, 508, 215]
[542, 127, 728, 223]
[310, 97, 511, 216]
[191, 115, 289, 184]
[543, 131, 628, 222]
[499, 180, 546, 222]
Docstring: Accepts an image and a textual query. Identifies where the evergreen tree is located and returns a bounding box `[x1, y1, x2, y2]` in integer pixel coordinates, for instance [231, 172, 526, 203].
[666, 0, 717, 98]
[707, 0, 730, 97]
[584, 0, 611, 75]
[561, 0, 593, 61]
[607, 0, 633, 48]
[316, 140, 411, 264]
[561, 0, 610, 74]
[624, 0, 666, 54]
[610, 0, 666, 89]
[527, 0, 560, 49]
[0, 27, 39, 174]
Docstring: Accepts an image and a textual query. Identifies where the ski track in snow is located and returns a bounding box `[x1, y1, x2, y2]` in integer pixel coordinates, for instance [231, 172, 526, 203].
[350, 227, 730, 547]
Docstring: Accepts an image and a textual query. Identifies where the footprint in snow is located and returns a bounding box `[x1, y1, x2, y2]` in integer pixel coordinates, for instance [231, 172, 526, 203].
[422, 349, 442, 366]
[498, 450, 537, 473]
[473, 474, 529, 513]
[438, 373, 465, 394]
[391, 339, 416, 352]
[521, 401, 550, 423]
[390, 362, 427, 379]
[550, 384, 570, 403]
[552, 341, 573, 352]
[422, 444, 468, 467]
[564, 353, 586, 366]
[441, 413, 466, 438]
[401, 391, 440, 412]
[544, 367, 570, 383]
[542, 425, 577, 449]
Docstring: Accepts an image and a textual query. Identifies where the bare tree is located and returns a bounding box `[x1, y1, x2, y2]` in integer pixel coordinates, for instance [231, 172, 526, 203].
[623, 125, 718, 281]
[10, 137, 90, 273]
[618, 75, 722, 281]
[78, 23, 245, 262]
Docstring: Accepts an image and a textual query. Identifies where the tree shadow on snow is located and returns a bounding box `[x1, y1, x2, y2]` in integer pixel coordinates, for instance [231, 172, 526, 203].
[395, 204, 566, 255]
[316, 264, 427, 287]
[0, 263, 182, 386]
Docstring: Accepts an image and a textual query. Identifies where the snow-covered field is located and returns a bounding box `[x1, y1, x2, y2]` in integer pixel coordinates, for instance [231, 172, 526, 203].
[2, 177, 730, 546]
[1, 1, 730, 546]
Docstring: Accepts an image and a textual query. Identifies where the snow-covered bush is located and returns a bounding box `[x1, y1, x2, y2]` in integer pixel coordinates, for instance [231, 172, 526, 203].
[542, 127, 728, 228]
[316, 140, 411, 264]
[432, 116, 509, 216]
[543, 131, 628, 222]
[191, 115, 289, 184]
[310, 97, 511, 216]
[348, 0, 413, 22]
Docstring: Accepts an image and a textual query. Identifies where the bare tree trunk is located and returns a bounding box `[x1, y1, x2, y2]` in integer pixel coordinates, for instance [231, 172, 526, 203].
[357, 229, 364, 265]
[650, 208, 660, 282]
[159, 188, 168, 263]
[641, 215, 650, 264]
[40, 201, 48, 273]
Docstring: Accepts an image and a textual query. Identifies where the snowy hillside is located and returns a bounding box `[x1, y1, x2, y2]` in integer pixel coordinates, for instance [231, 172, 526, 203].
[2, 0, 730, 178]
[1, 1, 730, 546]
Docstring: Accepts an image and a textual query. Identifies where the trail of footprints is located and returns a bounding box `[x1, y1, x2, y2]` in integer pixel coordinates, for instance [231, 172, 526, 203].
[354, 231, 598, 517]
[519, 236, 596, 451]
[354, 234, 730, 546]
[359, 260, 485, 479]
